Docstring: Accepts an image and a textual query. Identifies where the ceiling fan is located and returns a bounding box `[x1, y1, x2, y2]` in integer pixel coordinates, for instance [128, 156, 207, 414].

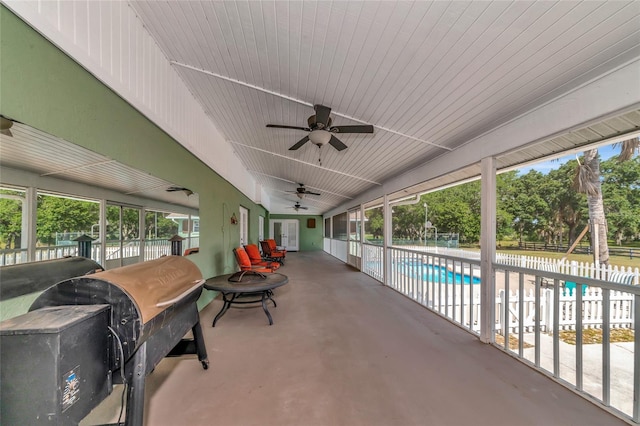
[166, 186, 194, 196]
[288, 202, 309, 212]
[287, 183, 321, 199]
[266, 104, 374, 152]
[0, 115, 20, 137]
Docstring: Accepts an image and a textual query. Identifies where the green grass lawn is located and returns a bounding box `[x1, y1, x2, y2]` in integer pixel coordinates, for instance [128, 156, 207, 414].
[558, 328, 634, 345]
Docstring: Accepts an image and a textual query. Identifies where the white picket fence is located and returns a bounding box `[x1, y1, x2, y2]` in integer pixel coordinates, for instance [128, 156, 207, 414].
[496, 253, 640, 285]
[397, 286, 635, 334]
[496, 288, 635, 334]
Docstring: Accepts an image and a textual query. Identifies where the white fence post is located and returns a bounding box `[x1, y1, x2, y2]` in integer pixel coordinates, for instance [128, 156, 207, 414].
[544, 289, 553, 333]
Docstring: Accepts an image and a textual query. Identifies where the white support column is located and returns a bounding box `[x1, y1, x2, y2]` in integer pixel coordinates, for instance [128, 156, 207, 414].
[99, 200, 107, 267]
[360, 203, 366, 271]
[139, 208, 146, 262]
[25, 187, 37, 262]
[383, 194, 392, 286]
[480, 157, 497, 343]
[360, 204, 365, 246]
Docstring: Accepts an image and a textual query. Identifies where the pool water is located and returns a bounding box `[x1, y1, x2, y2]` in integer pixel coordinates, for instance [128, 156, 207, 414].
[405, 262, 481, 285]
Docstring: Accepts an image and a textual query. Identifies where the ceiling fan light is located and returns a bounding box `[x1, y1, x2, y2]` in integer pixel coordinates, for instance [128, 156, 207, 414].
[308, 130, 331, 146]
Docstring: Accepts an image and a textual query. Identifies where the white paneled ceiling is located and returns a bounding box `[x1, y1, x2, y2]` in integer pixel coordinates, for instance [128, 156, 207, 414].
[126, 0, 639, 214]
[6, 2, 638, 216]
[0, 121, 199, 210]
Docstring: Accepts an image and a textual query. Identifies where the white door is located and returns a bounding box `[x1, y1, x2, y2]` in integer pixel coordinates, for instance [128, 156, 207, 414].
[239, 206, 248, 245]
[270, 219, 299, 251]
[347, 209, 362, 269]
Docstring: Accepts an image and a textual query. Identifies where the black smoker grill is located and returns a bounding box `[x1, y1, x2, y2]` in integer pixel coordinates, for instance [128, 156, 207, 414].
[0, 256, 104, 301]
[0, 256, 209, 426]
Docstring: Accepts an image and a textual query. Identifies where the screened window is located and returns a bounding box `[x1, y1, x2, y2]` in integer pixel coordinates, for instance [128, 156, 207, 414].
[324, 217, 331, 238]
[364, 206, 384, 244]
[332, 213, 348, 241]
[0, 187, 27, 265]
[145, 210, 179, 259]
[36, 192, 100, 261]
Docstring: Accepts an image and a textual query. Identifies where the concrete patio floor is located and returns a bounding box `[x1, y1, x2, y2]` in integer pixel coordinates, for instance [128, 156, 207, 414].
[86, 251, 627, 426]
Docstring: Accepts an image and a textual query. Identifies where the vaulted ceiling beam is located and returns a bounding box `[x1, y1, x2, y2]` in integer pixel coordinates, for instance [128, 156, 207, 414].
[230, 140, 381, 185]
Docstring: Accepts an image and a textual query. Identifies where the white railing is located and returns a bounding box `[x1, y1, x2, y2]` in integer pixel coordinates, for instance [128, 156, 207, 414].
[0, 248, 28, 266]
[382, 245, 640, 423]
[495, 264, 639, 422]
[388, 247, 483, 335]
[0, 239, 174, 267]
[362, 243, 383, 282]
[0, 245, 85, 266]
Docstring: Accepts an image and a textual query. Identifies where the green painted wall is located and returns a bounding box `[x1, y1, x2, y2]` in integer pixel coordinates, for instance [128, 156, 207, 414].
[269, 214, 323, 251]
[0, 8, 268, 311]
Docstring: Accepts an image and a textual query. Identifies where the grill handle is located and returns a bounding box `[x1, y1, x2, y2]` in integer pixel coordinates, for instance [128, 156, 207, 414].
[155, 280, 205, 307]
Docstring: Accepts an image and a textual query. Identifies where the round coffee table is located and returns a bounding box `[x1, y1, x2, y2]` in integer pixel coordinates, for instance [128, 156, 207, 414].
[204, 272, 288, 326]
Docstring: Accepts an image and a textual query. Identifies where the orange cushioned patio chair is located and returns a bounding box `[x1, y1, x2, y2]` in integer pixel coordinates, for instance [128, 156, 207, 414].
[233, 247, 277, 273]
[244, 244, 280, 270]
[260, 240, 285, 265]
[267, 239, 286, 256]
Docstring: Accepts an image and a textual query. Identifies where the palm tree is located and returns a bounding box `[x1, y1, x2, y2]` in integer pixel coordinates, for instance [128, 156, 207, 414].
[574, 137, 639, 267]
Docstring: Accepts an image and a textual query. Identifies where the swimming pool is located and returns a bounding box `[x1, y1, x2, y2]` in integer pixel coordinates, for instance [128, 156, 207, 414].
[405, 262, 481, 285]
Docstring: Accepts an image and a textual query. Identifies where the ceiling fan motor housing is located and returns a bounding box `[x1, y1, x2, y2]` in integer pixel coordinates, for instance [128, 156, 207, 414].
[267, 104, 372, 152]
[308, 115, 331, 129]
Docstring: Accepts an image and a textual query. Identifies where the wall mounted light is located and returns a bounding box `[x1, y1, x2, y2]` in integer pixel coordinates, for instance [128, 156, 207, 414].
[230, 213, 238, 225]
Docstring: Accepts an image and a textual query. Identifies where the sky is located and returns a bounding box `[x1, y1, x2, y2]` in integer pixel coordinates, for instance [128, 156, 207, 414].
[516, 144, 618, 175]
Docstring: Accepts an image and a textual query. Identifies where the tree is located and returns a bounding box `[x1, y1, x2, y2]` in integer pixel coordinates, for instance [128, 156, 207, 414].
[496, 172, 518, 241]
[0, 192, 24, 249]
[364, 207, 384, 241]
[547, 161, 587, 245]
[392, 204, 424, 241]
[574, 137, 639, 266]
[36, 195, 99, 245]
[106, 206, 141, 241]
[600, 156, 640, 245]
[499, 170, 550, 245]
[145, 211, 179, 239]
[422, 193, 479, 243]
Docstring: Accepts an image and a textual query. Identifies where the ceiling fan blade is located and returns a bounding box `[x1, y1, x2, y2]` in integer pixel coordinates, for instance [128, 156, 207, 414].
[300, 207, 309, 210]
[330, 125, 374, 134]
[289, 135, 310, 150]
[1, 116, 15, 137]
[328, 135, 348, 151]
[266, 124, 311, 131]
[314, 105, 332, 128]
[166, 186, 193, 196]
[306, 191, 321, 196]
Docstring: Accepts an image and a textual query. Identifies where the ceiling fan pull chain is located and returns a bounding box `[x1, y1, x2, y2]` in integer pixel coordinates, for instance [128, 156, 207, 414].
[318, 145, 322, 166]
